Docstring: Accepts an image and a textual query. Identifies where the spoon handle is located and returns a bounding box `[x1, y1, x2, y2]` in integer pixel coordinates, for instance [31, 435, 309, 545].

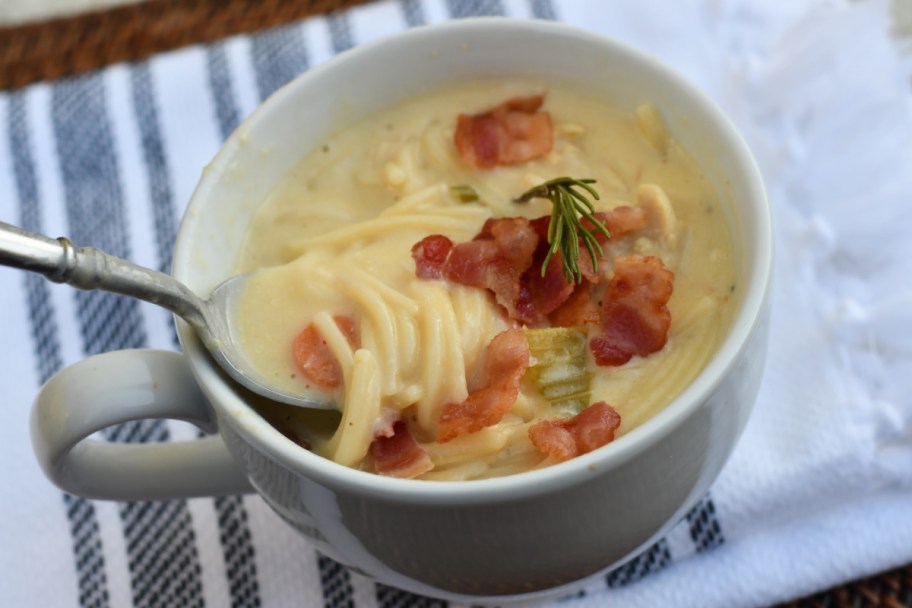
[0, 221, 205, 327]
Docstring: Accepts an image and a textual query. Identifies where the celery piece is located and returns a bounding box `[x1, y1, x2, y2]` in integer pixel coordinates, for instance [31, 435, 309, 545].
[524, 327, 592, 414]
[449, 184, 479, 203]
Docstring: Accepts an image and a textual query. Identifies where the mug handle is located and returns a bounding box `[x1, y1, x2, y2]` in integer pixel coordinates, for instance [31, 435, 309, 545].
[31, 349, 253, 500]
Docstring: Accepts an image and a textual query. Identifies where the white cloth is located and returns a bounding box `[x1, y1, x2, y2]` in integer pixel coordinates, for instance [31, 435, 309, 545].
[1, 1, 911, 607]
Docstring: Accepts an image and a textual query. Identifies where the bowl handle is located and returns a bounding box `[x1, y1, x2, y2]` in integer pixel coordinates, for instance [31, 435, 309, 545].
[30, 349, 253, 500]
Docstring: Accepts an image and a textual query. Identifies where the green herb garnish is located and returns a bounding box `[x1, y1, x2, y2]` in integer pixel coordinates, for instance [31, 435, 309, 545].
[516, 177, 610, 284]
[449, 184, 479, 203]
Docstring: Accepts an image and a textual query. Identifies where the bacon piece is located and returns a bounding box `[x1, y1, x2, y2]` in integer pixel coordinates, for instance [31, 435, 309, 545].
[439, 216, 600, 323]
[590, 256, 673, 366]
[528, 402, 621, 462]
[417, 207, 651, 325]
[529, 214, 551, 239]
[489, 215, 539, 265]
[292, 315, 358, 389]
[443, 217, 540, 323]
[524, 248, 575, 316]
[454, 95, 553, 169]
[526, 215, 602, 314]
[549, 283, 601, 327]
[599, 206, 648, 241]
[370, 421, 434, 479]
[412, 234, 454, 280]
[441, 239, 492, 286]
[437, 328, 531, 442]
[443, 216, 572, 323]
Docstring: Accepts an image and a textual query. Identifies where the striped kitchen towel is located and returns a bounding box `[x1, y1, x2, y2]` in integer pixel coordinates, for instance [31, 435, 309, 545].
[2, 0, 912, 607]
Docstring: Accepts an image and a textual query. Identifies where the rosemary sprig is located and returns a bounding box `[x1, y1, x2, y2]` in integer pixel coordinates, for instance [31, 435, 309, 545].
[516, 177, 611, 284]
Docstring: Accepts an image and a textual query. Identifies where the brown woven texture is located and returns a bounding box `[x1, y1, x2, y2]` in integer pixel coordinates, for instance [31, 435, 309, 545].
[1, 0, 910, 605]
[0, 0, 372, 90]
[778, 563, 912, 608]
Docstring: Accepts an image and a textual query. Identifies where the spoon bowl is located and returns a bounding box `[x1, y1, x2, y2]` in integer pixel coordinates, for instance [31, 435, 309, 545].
[0, 220, 332, 410]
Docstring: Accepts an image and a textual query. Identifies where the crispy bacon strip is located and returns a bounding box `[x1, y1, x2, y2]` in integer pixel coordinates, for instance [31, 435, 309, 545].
[590, 256, 674, 366]
[411, 234, 453, 280]
[437, 328, 531, 443]
[454, 95, 553, 169]
[488, 215, 540, 265]
[442, 217, 540, 323]
[528, 402, 621, 462]
[416, 216, 598, 324]
[599, 206, 648, 241]
[292, 315, 358, 389]
[413, 205, 654, 327]
[369, 421, 434, 479]
[548, 283, 601, 327]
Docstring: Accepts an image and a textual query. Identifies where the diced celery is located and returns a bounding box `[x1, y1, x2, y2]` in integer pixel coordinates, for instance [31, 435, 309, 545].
[524, 327, 591, 414]
[449, 184, 479, 203]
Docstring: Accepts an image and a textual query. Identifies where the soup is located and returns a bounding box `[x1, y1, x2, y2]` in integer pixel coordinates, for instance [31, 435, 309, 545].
[235, 80, 735, 481]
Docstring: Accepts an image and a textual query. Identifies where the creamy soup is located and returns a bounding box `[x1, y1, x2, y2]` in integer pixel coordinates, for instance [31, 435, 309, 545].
[235, 80, 735, 481]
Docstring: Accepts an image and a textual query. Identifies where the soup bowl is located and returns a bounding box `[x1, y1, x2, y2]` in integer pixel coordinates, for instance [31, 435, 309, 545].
[31, 17, 772, 601]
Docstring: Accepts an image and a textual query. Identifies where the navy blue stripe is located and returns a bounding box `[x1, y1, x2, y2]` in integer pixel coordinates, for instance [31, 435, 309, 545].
[327, 11, 354, 54]
[9, 90, 111, 608]
[207, 44, 241, 140]
[129, 62, 180, 348]
[528, 0, 557, 19]
[63, 495, 110, 608]
[9, 93, 64, 383]
[605, 539, 672, 588]
[446, 0, 505, 17]
[376, 584, 448, 608]
[251, 24, 310, 101]
[318, 556, 355, 608]
[202, 42, 264, 608]
[51, 73, 205, 608]
[215, 499, 261, 608]
[686, 495, 725, 552]
[129, 63, 177, 275]
[51, 75, 146, 356]
[399, 0, 426, 27]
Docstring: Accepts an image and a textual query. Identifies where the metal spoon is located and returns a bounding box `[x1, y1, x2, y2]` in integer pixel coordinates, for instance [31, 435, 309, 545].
[0, 221, 331, 410]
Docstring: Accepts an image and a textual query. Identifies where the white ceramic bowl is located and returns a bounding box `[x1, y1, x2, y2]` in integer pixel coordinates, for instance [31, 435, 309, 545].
[32, 17, 772, 602]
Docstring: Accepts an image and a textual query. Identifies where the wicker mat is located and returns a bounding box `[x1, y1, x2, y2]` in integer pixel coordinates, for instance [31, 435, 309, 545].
[781, 566, 912, 608]
[0, 0, 372, 89]
[1, 0, 910, 606]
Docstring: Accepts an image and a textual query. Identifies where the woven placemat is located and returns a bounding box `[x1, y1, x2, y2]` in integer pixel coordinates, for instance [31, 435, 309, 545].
[1, 0, 909, 605]
[781, 564, 912, 608]
[0, 0, 372, 89]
